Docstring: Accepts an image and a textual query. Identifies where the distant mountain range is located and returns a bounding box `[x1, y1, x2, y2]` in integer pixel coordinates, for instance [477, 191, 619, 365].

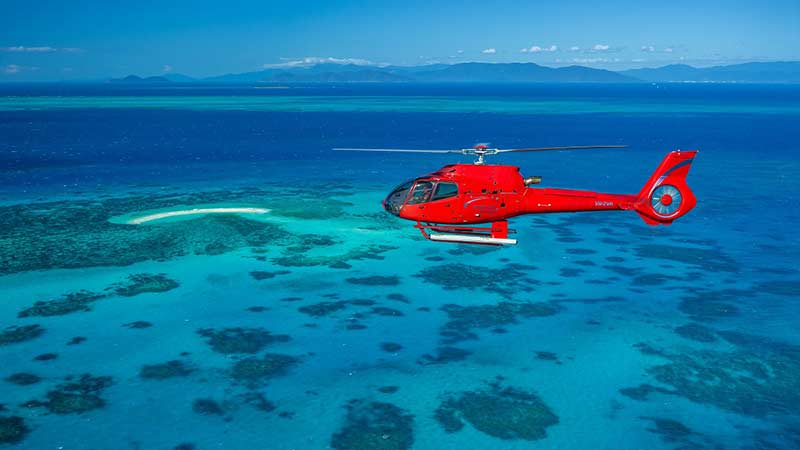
[110, 61, 800, 84]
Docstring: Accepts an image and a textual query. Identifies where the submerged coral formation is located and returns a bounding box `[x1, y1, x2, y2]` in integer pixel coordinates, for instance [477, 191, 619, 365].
[197, 327, 290, 354]
[331, 400, 414, 450]
[298, 301, 350, 317]
[140, 360, 195, 380]
[380, 342, 403, 353]
[418, 347, 472, 365]
[271, 244, 398, 269]
[415, 263, 538, 297]
[33, 374, 114, 414]
[0, 325, 45, 346]
[230, 353, 300, 385]
[434, 383, 559, 441]
[113, 273, 180, 297]
[625, 330, 800, 417]
[18, 290, 105, 317]
[4, 373, 41, 386]
[677, 288, 746, 321]
[438, 301, 561, 344]
[241, 392, 276, 413]
[674, 323, 718, 343]
[634, 244, 739, 273]
[345, 276, 400, 286]
[0, 188, 298, 275]
[192, 398, 224, 416]
[249, 270, 290, 280]
[0, 416, 29, 445]
[34, 353, 58, 361]
[642, 416, 694, 441]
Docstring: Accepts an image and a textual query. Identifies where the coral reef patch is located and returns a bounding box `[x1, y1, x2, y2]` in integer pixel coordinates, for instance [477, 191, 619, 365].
[415, 263, 538, 297]
[197, 327, 290, 354]
[4, 373, 41, 386]
[31, 374, 114, 414]
[112, 273, 179, 297]
[0, 325, 44, 346]
[674, 323, 718, 343]
[192, 398, 224, 416]
[0, 416, 29, 445]
[438, 302, 561, 344]
[418, 347, 472, 365]
[331, 399, 414, 450]
[434, 382, 558, 441]
[18, 290, 105, 317]
[626, 330, 800, 417]
[230, 353, 300, 386]
[140, 360, 195, 380]
[0, 189, 295, 275]
[345, 276, 400, 286]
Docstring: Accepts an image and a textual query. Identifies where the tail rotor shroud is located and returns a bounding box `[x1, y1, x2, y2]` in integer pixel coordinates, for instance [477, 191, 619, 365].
[651, 184, 682, 217]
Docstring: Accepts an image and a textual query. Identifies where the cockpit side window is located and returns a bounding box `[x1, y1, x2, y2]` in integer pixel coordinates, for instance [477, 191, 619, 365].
[406, 181, 434, 205]
[432, 182, 458, 201]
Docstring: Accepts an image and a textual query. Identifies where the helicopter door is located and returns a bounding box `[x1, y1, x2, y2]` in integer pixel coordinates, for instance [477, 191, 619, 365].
[406, 181, 434, 205]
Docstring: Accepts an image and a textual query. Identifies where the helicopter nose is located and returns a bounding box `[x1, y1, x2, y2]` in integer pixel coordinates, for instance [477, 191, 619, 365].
[383, 194, 402, 216]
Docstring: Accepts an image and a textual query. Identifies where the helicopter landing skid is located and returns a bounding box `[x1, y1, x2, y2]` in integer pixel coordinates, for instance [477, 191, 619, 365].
[414, 221, 518, 246]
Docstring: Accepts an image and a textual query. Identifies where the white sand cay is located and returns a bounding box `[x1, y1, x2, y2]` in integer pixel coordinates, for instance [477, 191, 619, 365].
[127, 207, 270, 224]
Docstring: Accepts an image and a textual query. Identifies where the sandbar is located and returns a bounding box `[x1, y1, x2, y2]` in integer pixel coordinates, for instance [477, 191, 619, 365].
[128, 207, 270, 224]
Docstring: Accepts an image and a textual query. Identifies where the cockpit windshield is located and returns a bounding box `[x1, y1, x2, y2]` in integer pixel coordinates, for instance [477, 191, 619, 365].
[383, 180, 460, 216]
[383, 180, 414, 215]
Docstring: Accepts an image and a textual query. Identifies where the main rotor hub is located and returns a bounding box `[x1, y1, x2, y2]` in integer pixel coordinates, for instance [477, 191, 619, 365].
[463, 147, 500, 165]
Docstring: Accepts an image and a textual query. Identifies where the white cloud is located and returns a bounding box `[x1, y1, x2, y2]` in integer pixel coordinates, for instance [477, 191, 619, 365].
[592, 44, 610, 51]
[481, 48, 497, 54]
[2, 64, 37, 74]
[1, 46, 83, 53]
[664, 47, 674, 53]
[457, 49, 464, 54]
[521, 45, 558, 53]
[641, 45, 655, 52]
[263, 57, 386, 68]
[570, 46, 580, 52]
[163, 65, 173, 72]
[2, 46, 55, 53]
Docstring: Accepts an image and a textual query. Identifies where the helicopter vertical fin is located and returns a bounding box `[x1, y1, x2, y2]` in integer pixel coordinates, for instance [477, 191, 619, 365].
[634, 150, 698, 225]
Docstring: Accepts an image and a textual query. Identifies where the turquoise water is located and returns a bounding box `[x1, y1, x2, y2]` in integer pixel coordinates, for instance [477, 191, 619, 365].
[1, 94, 799, 114]
[1, 84, 799, 449]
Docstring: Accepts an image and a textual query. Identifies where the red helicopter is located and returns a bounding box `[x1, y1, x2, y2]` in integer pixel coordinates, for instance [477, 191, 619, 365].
[335, 145, 697, 245]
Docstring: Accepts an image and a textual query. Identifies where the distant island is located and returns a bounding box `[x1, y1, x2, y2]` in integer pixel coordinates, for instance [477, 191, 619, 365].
[111, 61, 800, 84]
[109, 75, 172, 84]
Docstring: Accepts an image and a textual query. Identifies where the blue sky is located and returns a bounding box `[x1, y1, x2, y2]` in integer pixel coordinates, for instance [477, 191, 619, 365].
[1, 0, 798, 80]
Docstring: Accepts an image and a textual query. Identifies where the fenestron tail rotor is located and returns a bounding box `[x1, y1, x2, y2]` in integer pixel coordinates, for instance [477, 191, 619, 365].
[334, 144, 627, 165]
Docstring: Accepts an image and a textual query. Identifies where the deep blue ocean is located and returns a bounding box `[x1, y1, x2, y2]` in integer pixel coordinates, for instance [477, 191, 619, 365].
[1, 83, 798, 449]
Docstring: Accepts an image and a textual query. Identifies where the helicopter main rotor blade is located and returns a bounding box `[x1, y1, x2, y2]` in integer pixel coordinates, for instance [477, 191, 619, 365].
[498, 145, 628, 153]
[333, 147, 459, 154]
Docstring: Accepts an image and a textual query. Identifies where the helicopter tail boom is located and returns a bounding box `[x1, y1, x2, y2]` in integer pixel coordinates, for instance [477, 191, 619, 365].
[633, 150, 698, 225]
